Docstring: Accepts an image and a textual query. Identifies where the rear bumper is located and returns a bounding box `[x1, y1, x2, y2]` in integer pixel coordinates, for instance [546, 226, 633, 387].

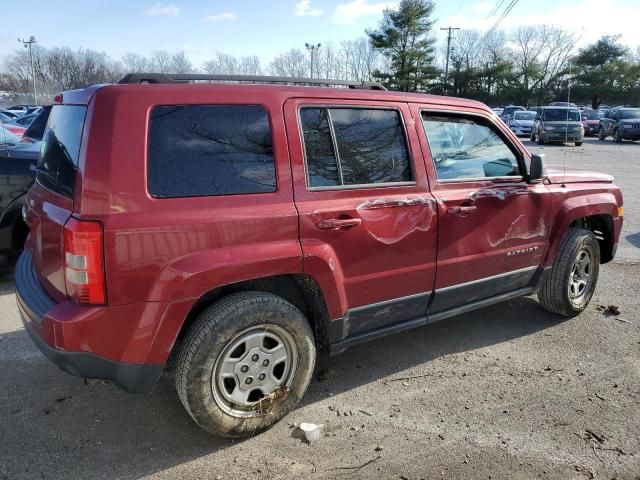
[15, 250, 164, 393]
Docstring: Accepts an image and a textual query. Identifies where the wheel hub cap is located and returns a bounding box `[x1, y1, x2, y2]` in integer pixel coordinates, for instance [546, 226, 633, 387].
[569, 248, 593, 302]
[212, 325, 297, 418]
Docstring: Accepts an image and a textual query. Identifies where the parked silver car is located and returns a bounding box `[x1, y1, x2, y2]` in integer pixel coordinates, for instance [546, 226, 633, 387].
[531, 107, 583, 146]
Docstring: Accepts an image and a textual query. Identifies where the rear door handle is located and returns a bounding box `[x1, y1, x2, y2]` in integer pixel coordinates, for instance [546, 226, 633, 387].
[447, 205, 477, 215]
[317, 218, 362, 230]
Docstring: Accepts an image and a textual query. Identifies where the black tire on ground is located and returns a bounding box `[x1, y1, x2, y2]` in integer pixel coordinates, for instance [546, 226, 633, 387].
[175, 291, 316, 438]
[538, 228, 600, 317]
[598, 127, 606, 141]
[575, 141, 583, 146]
[537, 132, 544, 145]
[614, 128, 623, 143]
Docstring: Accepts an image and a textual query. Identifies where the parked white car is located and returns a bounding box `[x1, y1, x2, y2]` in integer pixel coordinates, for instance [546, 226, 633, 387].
[509, 110, 536, 137]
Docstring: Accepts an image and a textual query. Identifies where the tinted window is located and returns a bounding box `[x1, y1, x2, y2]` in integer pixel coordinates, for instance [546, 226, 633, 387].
[148, 105, 276, 198]
[37, 105, 86, 198]
[582, 111, 603, 120]
[542, 109, 581, 121]
[422, 113, 520, 180]
[300, 107, 412, 188]
[299, 108, 340, 187]
[620, 109, 640, 119]
[513, 111, 536, 120]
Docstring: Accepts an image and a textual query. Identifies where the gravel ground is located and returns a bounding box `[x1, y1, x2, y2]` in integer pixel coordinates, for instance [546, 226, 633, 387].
[0, 137, 638, 480]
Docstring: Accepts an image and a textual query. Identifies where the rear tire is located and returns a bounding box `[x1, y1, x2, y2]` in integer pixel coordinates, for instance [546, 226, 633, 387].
[575, 141, 582, 146]
[175, 292, 316, 438]
[538, 228, 600, 317]
[598, 127, 606, 141]
[536, 132, 545, 145]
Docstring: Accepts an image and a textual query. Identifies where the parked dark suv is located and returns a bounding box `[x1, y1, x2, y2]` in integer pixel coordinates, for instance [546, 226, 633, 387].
[0, 106, 51, 267]
[598, 107, 640, 142]
[16, 74, 623, 438]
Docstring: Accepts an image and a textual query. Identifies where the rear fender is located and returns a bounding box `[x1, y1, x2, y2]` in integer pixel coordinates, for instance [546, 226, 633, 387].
[148, 241, 304, 302]
[299, 240, 348, 320]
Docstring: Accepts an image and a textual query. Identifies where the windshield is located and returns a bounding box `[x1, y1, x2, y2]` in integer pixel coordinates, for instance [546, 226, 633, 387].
[514, 112, 536, 120]
[620, 109, 640, 119]
[543, 109, 581, 121]
[582, 111, 603, 120]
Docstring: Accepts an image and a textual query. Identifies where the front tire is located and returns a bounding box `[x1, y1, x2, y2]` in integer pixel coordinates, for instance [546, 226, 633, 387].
[537, 131, 545, 145]
[575, 141, 583, 146]
[614, 128, 623, 143]
[538, 228, 600, 317]
[175, 292, 316, 438]
[598, 127, 606, 141]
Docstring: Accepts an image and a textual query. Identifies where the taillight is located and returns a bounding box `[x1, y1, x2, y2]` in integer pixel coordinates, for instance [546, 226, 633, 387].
[63, 217, 106, 305]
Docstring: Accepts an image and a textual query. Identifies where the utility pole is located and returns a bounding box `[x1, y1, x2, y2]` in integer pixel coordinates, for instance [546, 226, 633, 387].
[18, 36, 38, 105]
[305, 43, 321, 79]
[440, 26, 459, 92]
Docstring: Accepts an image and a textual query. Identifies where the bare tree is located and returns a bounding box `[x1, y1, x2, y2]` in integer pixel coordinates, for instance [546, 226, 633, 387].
[121, 52, 149, 73]
[509, 25, 575, 105]
[150, 50, 172, 73]
[238, 55, 262, 75]
[342, 38, 386, 81]
[203, 52, 238, 74]
[269, 49, 308, 77]
[170, 51, 193, 73]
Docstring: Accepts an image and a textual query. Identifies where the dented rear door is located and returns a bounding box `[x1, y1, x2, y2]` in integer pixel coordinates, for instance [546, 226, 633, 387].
[284, 98, 438, 338]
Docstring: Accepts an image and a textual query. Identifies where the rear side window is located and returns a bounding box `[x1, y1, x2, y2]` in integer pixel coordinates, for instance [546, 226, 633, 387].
[37, 105, 87, 198]
[300, 107, 412, 189]
[148, 105, 276, 198]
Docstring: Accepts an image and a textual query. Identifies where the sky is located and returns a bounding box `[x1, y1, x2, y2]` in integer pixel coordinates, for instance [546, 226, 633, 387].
[1, 0, 639, 68]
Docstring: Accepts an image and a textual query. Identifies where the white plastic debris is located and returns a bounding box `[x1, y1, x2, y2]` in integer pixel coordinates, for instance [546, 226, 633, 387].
[299, 422, 322, 442]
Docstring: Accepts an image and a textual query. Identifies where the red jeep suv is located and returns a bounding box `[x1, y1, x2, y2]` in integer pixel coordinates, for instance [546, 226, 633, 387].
[16, 74, 623, 438]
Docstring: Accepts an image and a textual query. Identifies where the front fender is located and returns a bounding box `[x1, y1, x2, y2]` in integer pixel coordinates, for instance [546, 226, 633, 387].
[543, 190, 619, 266]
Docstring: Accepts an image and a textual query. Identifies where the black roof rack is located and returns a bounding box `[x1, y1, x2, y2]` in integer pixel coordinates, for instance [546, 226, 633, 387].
[117, 73, 387, 91]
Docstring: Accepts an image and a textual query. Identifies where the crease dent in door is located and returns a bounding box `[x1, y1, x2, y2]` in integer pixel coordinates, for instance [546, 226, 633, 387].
[356, 196, 436, 245]
[487, 215, 547, 248]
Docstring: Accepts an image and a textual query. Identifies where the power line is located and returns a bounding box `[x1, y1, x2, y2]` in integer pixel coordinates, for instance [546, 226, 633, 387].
[487, 0, 506, 18]
[483, 0, 519, 40]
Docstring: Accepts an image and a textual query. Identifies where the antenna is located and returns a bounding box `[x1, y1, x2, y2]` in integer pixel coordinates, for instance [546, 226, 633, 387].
[561, 59, 572, 188]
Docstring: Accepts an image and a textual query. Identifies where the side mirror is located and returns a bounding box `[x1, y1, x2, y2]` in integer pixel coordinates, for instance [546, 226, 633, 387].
[529, 153, 545, 183]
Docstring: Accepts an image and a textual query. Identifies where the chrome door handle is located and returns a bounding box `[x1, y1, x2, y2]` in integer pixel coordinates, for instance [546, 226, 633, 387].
[447, 205, 477, 215]
[317, 218, 362, 230]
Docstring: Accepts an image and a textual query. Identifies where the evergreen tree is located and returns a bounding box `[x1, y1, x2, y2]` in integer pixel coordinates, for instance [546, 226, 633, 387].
[573, 36, 628, 109]
[367, 0, 439, 92]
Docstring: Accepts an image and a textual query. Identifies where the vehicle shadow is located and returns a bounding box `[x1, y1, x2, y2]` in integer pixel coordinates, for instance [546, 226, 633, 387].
[0, 291, 561, 479]
[625, 232, 640, 248]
